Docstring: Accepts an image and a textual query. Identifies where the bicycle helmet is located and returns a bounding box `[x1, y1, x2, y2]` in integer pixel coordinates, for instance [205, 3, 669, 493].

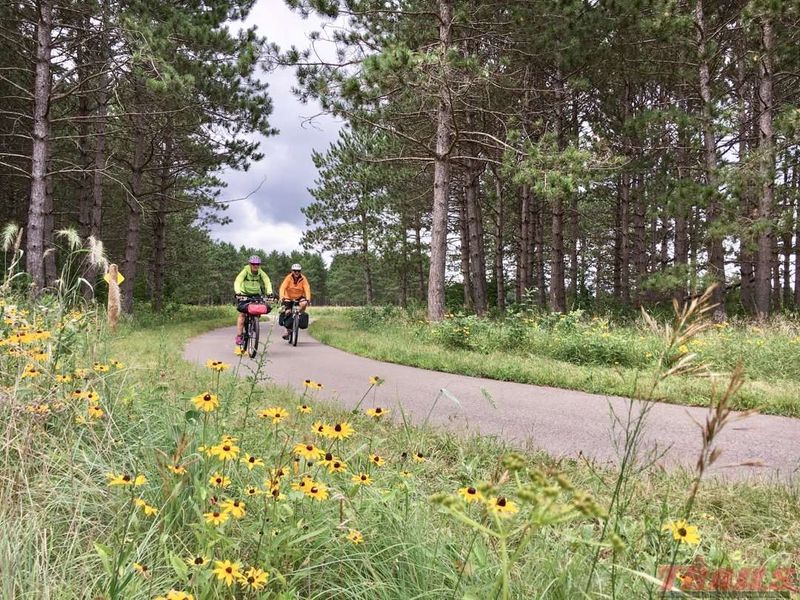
[291, 263, 302, 271]
[249, 255, 262, 265]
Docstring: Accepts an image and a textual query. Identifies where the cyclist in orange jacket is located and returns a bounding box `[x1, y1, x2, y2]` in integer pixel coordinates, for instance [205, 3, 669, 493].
[278, 263, 311, 340]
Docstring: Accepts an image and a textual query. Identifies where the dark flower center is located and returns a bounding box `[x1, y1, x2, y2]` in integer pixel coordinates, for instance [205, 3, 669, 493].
[194, 557, 203, 565]
[311, 487, 319, 494]
[249, 457, 255, 463]
[223, 445, 230, 451]
[373, 456, 380, 462]
[213, 511, 220, 517]
[306, 445, 313, 451]
[335, 424, 342, 432]
[361, 475, 367, 481]
[203, 394, 211, 401]
[122, 475, 131, 482]
[275, 413, 281, 418]
[678, 528, 687, 537]
[468, 487, 476, 495]
[417, 453, 423, 458]
[334, 462, 341, 469]
[375, 408, 382, 413]
[302, 405, 308, 410]
[225, 566, 232, 573]
[272, 489, 279, 497]
[325, 453, 333, 461]
[248, 576, 255, 583]
[497, 497, 507, 507]
[233, 501, 240, 507]
[215, 478, 222, 484]
[277, 469, 285, 476]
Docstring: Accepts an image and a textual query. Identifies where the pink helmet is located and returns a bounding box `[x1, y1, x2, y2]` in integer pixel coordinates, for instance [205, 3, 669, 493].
[248, 255, 261, 265]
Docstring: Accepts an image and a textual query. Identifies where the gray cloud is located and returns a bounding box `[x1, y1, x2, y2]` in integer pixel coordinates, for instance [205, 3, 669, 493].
[211, 0, 344, 252]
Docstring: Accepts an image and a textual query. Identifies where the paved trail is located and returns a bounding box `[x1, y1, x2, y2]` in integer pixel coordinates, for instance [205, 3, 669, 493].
[183, 321, 800, 482]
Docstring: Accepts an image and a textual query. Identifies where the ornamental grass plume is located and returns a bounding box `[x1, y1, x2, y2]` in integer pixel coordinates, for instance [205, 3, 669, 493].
[106, 264, 121, 331]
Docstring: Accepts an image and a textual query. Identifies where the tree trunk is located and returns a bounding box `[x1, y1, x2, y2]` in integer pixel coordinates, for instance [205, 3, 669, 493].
[361, 210, 374, 304]
[568, 195, 579, 301]
[694, 0, 726, 320]
[427, 0, 453, 322]
[492, 169, 505, 311]
[121, 85, 147, 313]
[736, 38, 756, 313]
[755, 15, 774, 320]
[518, 184, 532, 296]
[25, 0, 53, 293]
[466, 164, 487, 315]
[632, 174, 646, 305]
[152, 131, 173, 312]
[619, 174, 631, 305]
[534, 196, 547, 307]
[43, 148, 57, 287]
[415, 213, 425, 300]
[550, 194, 566, 312]
[458, 181, 472, 309]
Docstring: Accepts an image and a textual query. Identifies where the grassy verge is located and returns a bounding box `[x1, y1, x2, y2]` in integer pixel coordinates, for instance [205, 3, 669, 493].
[2, 301, 798, 599]
[309, 313, 800, 417]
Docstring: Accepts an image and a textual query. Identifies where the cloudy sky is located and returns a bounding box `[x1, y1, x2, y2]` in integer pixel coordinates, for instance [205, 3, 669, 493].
[211, 0, 344, 254]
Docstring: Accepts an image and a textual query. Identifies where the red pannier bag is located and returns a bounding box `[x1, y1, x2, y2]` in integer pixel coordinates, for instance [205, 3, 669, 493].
[247, 303, 270, 316]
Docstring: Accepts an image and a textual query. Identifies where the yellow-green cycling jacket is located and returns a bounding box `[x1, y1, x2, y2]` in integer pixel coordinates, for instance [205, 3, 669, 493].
[233, 267, 273, 296]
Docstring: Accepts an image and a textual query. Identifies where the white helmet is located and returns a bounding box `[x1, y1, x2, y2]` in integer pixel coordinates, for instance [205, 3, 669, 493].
[291, 263, 302, 271]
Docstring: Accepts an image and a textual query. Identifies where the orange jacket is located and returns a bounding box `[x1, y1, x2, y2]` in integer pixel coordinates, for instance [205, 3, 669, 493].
[279, 273, 311, 302]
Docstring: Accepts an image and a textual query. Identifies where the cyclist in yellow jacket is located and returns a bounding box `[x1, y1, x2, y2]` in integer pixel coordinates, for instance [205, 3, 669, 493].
[233, 255, 273, 345]
[278, 263, 311, 340]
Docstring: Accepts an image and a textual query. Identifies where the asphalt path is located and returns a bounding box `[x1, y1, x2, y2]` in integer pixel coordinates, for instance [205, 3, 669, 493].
[183, 319, 800, 483]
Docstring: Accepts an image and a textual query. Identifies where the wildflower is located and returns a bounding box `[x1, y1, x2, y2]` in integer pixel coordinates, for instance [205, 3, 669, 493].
[352, 473, 373, 486]
[291, 475, 314, 492]
[26, 403, 50, 415]
[106, 473, 147, 487]
[346, 529, 364, 544]
[204, 510, 229, 526]
[312, 381, 324, 390]
[132, 563, 149, 577]
[186, 555, 209, 568]
[303, 379, 314, 388]
[304, 482, 329, 501]
[71, 389, 85, 399]
[206, 359, 230, 372]
[297, 404, 312, 414]
[325, 422, 354, 440]
[234, 347, 245, 356]
[168, 464, 187, 475]
[28, 349, 48, 361]
[269, 467, 287, 481]
[110, 359, 124, 369]
[366, 407, 388, 418]
[259, 406, 288, 424]
[21, 365, 41, 378]
[212, 560, 241, 586]
[458, 486, 484, 503]
[241, 454, 264, 470]
[487, 496, 519, 517]
[220, 498, 246, 518]
[210, 441, 240, 461]
[245, 486, 262, 497]
[412, 452, 426, 463]
[369, 375, 383, 386]
[311, 421, 327, 436]
[326, 458, 347, 474]
[238, 566, 269, 590]
[74, 368, 89, 379]
[55, 374, 72, 383]
[209, 472, 231, 488]
[191, 392, 219, 413]
[662, 520, 701, 545]
[678, 344, 689, 354]
[134, 498, 158, 516]
[93, 363, 110, 373]
[84, 391, 100, 404]
[293, 443, 324, 460]
[369, 454, 385, 467]
[399, 470, 412, 478]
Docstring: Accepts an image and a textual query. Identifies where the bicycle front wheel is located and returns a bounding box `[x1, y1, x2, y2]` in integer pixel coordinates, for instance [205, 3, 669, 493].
[291, 311, 299, 347]
[248, 317, 259, 358]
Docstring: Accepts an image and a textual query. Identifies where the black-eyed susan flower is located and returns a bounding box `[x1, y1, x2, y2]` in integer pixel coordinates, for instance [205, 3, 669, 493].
[369, 375, 383, 386]
[269, 467, 287, 480]
[84, 391, 100, 404]
[212, 560, 241, 586]
[210, 441, 240, 461]
[304, 482, 329, 501]
[106, 473, 147, 487]
[241, 454, 264, 470]
[206, 360, 230, 372]
[352, 473, 373, 486]
[220, 498, 246, 518]
[487, 496, 519, 517]
[328, 459, 347, 474]
[297, 404, 312, 414]
[346, 529, 364, 544]
[74, 368, 89, 379]
[458, 486, 484, 503]
[366, 407, 388, 418]
[303, 379, 315, 389]
[186, 555, 209, 568]
[110, 359, 124, 369]
[259, 406, 288, 424]
[26, 403, 50, 415]
[93, 362, 110, 373]
[293, 443, 324, 460]
[168, 464, 187, 475]
[203, 510, 229, 526]
[209, 472, 231, 488]
[234, 346, 245, 356]
[290, 475, 314, 492]
[399, 470, 412, 478]
[132, 562, 149, 577]
[662, 520, 701, 545]
[245, 486, 262, 497]
[28, 349, 48, 361]
[238, 566, 269, 590]
[311, 421, 327, 436]
[369, 454, 385, 467]
[325, 422, 354, 440]
[55, 373, 72, 384]
[191, 392, 219, 413]
[412, 452, 426, 463]
[21, 365, 41, 378]
[134, 498, 158, 516]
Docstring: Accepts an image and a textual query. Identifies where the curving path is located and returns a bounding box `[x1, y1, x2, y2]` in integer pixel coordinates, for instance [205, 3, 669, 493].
[183, 320, 800, 483]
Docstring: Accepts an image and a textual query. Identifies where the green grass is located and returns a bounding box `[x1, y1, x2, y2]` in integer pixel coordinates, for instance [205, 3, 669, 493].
[309, 308, 800, 417]
[1, 301, 798, 599]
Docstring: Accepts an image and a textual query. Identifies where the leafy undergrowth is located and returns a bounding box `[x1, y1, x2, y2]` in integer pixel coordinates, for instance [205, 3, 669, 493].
[310, 308, 800, 417]
[1, 299, 798, 599]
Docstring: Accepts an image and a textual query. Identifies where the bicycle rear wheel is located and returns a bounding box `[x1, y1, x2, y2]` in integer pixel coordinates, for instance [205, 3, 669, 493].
[247, 316, 259, 358]
[291, 310, 299, 346]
